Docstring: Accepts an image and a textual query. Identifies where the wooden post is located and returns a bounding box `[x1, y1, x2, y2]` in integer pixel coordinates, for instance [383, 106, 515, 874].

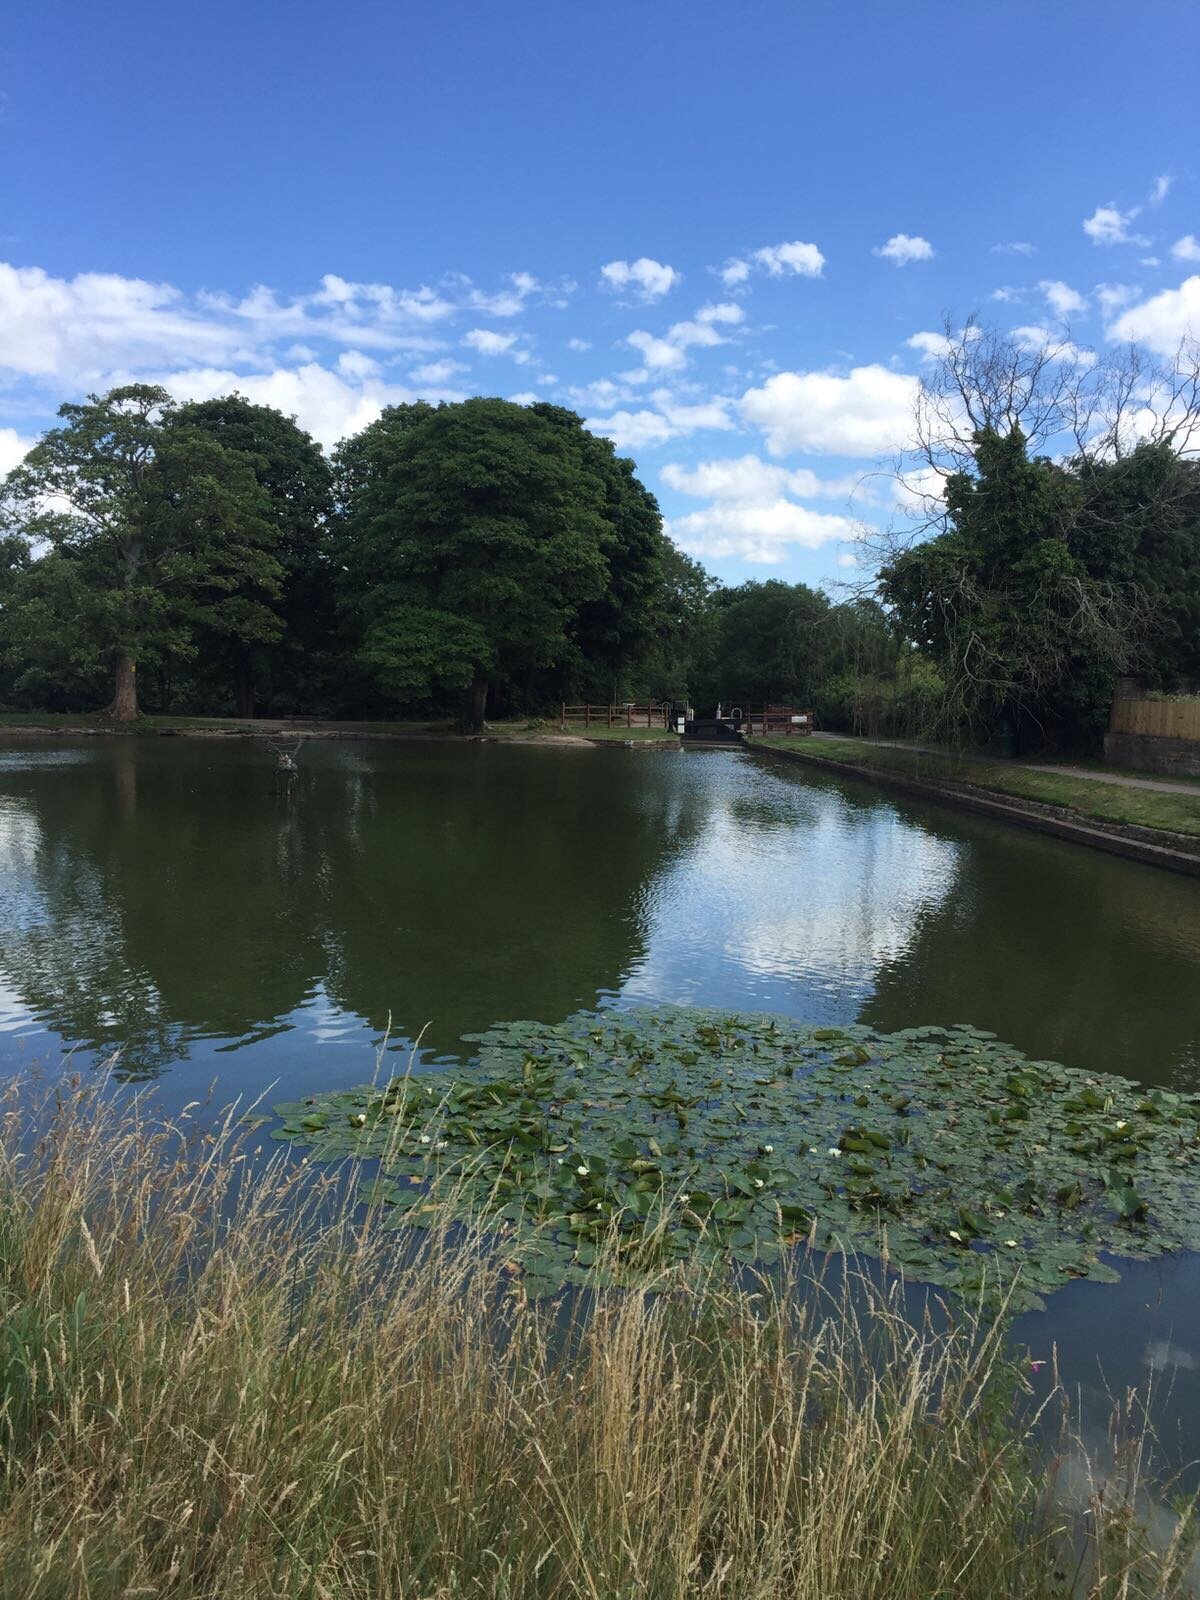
[585, 704, 591, 727]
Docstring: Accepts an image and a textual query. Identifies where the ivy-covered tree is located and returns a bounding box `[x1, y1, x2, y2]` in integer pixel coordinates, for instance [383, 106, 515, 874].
[880, 426, 1144, 747]
[1, 386, 279, 720]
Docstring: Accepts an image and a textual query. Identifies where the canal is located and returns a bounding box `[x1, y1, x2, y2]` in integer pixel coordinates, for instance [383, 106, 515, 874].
[2, 734, 1199, 1460]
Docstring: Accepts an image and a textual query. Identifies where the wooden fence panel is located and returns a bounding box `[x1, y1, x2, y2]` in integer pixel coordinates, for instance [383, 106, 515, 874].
[1110, 698, 1200, 741]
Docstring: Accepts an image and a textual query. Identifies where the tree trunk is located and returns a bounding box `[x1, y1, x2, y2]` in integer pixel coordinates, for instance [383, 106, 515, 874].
[109, 654, 139, 722]
[233, 651, 256, 720]
[466, 676, 489, 732]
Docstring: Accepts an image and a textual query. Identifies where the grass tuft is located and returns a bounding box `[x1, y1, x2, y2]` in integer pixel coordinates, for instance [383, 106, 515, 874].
[0, 1074, 1193, 1599]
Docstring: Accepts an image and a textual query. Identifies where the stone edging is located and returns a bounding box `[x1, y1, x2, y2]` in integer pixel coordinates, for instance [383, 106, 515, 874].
[748, 741, 1200, 880]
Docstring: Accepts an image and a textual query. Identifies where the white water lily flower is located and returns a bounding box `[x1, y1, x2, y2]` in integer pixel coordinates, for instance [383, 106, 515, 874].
[1005, 1239, 1018, 1248]
[827, 1147, 842, 1159]
[809, 1146, 819, 1155]
[433, 1140, 448, 1151]
[948, 1229, 963, 1243]
[418, 1134, 432, 1145]
[1115, 1121, 1128, 1131]
[576, 1165, 590, 1177]
[753, 1178, 765, 1190]
[762, 1144, 774, 1154]
[679, 1193, 690, 1205]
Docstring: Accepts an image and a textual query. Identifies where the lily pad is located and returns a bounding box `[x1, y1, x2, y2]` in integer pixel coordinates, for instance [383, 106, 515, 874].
[273, 1008, 1200, 1310]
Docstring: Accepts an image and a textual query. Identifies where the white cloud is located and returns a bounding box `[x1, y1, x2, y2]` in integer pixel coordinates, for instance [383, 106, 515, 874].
[586, 392, 734, 451]
[625, 329, 688, 372]
[719, 258, 751, 286]
[661, 454, 862, 503]
[875, 234, 934, 266]
[1107, 276, 1200, 353]
[1094, 283, 1136, 317]
[622, 305, 743, 380]
[0, 427, 36, 476]
[465, 271, 540, 316]
[566, 337, 592, 351]
[1140, 256, 1161, 268]
[753, 240, 825, 278]
[158, 363, 405, 450]
[1083, 204, 1148, 246]
[1171, 235, 1200, 263]
[410, 358, 468, 384]
[906, 330, 952, 361]
[661, 452, 860, 561]
[508, 391, 539, 406]
[739, 364, 918, 457]
[1149, 175, 1172, 207]
[836, 551, 859, 568]
[1039, 278, 1087, 318]
[991, 241, 1036, 257]
[696, 301, 744, 325]
[665, 497, 857, 563]
[599, 257, 681, 300]
[1009, 325, 1097, 366]
[461, 327, 529, 362]
[0, 259, 571, 397]
[337, 349, 381, 379]
[990, 286, 1020, 303]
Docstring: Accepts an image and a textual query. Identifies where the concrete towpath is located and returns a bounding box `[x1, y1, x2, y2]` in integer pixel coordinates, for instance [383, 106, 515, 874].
[813, 731, 1200, 797]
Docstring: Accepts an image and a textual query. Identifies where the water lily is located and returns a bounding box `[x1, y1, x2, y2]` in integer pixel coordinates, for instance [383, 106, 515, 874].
[753, 1178, 765, 1190]
[576, 1165, 590, 1177]
[827, 1147, 842, 1158]
[1004, 1239, 1017, 1248]
[419, 1134, 432, 1145]
[948, 1229, 963, 1243]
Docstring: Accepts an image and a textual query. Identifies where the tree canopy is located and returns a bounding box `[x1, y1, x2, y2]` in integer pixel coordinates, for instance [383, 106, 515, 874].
[1, 386, 279, 720]
[334, 398, 660, 728]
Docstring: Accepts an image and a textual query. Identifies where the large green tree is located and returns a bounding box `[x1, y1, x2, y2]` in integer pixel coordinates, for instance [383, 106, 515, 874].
[170, 395, 332, 716]
[336, 399, 635, 728]
[0, 386, 278, 720]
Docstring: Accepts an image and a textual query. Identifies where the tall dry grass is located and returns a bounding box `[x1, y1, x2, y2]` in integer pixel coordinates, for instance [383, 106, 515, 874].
[0, 1072, 1193, 1600]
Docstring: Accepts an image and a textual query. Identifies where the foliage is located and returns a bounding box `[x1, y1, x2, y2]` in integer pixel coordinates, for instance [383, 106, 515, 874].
[275, 1006, 1200, 1310]
[334, 400, 655, 727]
[1, 1074, 1192, 1599]
[170, 395, 332, 716]
[880, 426, 1146, 749]
[0, 386, 279, 719]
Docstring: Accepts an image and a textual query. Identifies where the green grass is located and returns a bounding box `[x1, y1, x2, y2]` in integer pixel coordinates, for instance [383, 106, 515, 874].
[0, 1073, 1192, 1599]
[753, 735, 1200, 839]
[559, 721, 678, 741]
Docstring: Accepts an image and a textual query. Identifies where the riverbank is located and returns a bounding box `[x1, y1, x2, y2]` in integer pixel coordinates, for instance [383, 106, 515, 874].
[0, 710, 680, 748]
[750, 734, 1200, 877]
[1, 1076, 1190, 1600]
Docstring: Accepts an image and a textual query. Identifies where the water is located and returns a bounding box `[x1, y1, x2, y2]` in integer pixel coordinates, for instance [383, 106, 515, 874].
[2, 734, 1200, 1458]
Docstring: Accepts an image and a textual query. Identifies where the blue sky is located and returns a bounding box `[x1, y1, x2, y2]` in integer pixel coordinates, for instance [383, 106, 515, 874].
[2, 0, 1198, 588]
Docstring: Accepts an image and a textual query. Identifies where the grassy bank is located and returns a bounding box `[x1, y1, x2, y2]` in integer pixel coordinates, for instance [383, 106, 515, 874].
[754, 735, 1200, 839]
[0, 1078, 1192, 1599]
[0, 710, 680, 744]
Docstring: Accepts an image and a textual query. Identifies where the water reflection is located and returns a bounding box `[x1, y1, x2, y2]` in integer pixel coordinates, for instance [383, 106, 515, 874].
[0, 738, 1197, 1103]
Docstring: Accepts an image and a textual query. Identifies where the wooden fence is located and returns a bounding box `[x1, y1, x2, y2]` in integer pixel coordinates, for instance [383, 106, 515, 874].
[1109, 697, 1200, 742]
[735, 705, 814, 736]
[560, 702, 671, 730]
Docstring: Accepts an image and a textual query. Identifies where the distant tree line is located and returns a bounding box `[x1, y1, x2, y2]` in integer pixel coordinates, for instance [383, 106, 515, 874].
[2, 327, 1198, 751]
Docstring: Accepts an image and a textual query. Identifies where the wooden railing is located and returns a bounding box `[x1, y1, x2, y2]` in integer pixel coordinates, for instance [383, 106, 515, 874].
[560, 702, 672, 730]
[735, 705, 814, 736]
